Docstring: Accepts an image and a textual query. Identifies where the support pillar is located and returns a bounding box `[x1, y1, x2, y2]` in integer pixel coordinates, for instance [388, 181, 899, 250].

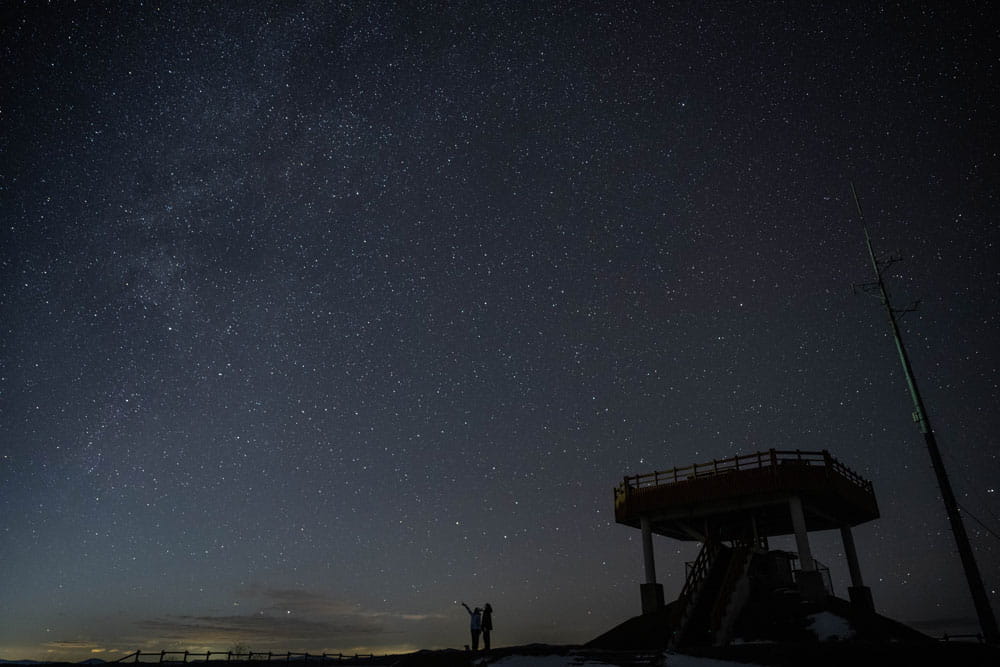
[789, 496, 825, 602]
[639, 516, 664, 614]
[840, 525, 863, 587]
[789, 496, 814, 571]
[641, 516, 656, 584]
[841, 525, 874, 614]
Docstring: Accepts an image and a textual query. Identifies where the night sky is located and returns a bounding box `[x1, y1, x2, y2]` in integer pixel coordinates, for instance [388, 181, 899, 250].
[3, 1, 998, 660]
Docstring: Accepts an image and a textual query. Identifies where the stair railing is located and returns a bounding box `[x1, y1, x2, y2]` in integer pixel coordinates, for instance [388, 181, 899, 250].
[668, 539, 722, 650]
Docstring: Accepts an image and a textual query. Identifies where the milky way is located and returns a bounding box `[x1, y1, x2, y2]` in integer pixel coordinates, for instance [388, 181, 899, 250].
[2, 1, 998, 659]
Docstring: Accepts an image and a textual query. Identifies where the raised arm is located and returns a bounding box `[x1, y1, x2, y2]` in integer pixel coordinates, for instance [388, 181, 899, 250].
[461, 602, 472, 615]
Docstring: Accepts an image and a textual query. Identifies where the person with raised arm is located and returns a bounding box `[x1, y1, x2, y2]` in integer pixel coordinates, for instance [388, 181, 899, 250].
[460, 601, 482, 651]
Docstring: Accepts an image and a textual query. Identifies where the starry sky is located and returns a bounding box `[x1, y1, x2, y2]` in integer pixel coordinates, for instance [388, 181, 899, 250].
[2, 1, 998, 661]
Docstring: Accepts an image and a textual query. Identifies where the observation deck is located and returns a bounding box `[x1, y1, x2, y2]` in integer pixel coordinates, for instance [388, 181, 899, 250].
[614, 449, 879, 542]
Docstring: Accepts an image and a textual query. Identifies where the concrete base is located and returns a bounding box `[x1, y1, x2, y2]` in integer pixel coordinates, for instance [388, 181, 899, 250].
[640, 583, 664, 614]
[848, 585, 875, 614]
[796, 570, 827, 603]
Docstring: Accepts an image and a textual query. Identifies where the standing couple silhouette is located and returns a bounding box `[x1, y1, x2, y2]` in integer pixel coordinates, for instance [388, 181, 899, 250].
[460, 601, 493, 651]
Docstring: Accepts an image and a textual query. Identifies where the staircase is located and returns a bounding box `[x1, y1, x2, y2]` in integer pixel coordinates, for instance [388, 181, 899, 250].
[667, 539, 725, 650]
[710, 546, 755, 645]
[668, 539, 758, 650]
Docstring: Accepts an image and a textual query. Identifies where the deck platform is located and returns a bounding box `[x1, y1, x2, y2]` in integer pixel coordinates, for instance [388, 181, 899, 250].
[614, 450, 879, 541]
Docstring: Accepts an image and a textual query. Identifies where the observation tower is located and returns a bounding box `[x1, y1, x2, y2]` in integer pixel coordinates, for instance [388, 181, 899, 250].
[613, 449, 879, 648]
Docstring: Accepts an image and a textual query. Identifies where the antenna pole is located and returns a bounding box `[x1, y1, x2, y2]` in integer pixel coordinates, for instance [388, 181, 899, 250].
[852, 183, 998, 644]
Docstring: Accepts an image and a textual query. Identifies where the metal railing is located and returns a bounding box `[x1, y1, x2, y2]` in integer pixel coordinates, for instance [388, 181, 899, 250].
[791, 557, 834, 595]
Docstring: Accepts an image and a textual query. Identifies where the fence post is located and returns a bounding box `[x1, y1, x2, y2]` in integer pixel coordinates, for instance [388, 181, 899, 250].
[160, 651, 166, 663]
[135, 651, 142, 664]
[184, 651, 189, 663]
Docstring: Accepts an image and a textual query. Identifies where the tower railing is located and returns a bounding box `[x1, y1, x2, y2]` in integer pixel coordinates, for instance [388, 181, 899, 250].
[615, 449, 873, 507]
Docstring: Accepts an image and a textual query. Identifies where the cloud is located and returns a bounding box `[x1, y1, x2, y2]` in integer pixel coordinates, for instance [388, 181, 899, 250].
[238, 587, 445, 623]
[43, 641, 103, 649]
[395, 614, 441, 622]
[138, 612, 381, 643]
[133, 588, 442, 649]
[240, 587, 365, 617]
[40, 640, 128, 658]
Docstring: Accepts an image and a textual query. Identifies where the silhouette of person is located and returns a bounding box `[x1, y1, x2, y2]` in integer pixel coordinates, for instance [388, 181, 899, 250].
[481, 603, 493, 650]
[461, 602, 482, 651]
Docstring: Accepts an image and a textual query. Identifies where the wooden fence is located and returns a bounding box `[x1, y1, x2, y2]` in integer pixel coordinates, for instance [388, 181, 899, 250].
[114, 650, 376, 664]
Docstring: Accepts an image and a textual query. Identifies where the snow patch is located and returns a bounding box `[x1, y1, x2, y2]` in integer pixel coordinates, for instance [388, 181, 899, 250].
[808, 611, 856, 641]
[489, 657, 613, 667]
[486, 654, 760, 667]
[666, 654, 765, 667]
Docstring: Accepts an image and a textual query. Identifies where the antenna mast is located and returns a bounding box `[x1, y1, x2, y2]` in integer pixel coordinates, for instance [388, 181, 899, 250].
[852, 183, 998, 644]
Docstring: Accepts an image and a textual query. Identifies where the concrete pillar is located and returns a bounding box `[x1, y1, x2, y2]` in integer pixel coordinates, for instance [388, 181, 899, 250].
[840, 525, 863, 588]
[639, 516, 664, 614]
[641, 516, 656, 584]
[789, 496, 815, 571]
[789, 496, 824, 602]
[841, 525, 875, 613]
